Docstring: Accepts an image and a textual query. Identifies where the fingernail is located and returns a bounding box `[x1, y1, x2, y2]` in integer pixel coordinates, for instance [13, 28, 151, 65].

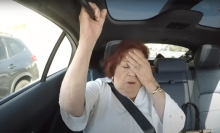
[126, 56, 129, 58]
[133, 50, 136, 53]
[128, 52, 132, 54]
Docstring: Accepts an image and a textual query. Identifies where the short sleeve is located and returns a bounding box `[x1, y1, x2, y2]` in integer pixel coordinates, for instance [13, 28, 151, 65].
[60, 79, 102, 131]
[151, 93, 186, 133]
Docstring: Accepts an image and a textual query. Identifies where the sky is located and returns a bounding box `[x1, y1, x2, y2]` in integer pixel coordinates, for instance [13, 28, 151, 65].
[0, 0, 37, 32]
[0, 0, 65, 76]
[0, 0, 62, 52]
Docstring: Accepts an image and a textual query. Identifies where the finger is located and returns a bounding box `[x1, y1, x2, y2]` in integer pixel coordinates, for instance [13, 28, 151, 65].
[100, 9, 107, 23]
[89, 2, 100, 21]
[79, 7, 89, 19]
[127, 62, 138, 73]
[126, 55, 139, 67]
[133, 50, 148, 64]
[88, 2, 97, 10]
[128, 52, 145, 66]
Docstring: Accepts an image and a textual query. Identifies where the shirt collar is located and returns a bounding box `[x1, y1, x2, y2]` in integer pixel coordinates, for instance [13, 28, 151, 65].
[134, 86, 146, 106]
[100, 77, 112, 83]
[100, 77, 147, 106]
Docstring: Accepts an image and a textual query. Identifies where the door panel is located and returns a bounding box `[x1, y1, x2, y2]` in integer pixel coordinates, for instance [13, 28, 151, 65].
[0, 31, 76, 133]
[0, 0, 77, 132]
[0, 69, 66, 132]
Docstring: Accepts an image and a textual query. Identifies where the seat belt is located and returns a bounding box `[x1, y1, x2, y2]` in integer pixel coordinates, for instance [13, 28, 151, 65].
[108, 83, 156, 133]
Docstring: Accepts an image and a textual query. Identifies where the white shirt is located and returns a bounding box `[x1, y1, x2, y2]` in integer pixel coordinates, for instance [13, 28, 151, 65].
[60, 78, 185, 133]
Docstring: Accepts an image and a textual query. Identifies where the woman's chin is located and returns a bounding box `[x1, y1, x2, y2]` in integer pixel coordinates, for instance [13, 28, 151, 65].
[123, 85, 139, 92]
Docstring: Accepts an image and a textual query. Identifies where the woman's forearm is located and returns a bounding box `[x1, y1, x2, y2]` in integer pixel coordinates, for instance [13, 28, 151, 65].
[59, 40, 95, 117]
[144, 82, 166, 122]
[151, 90, 166, 122]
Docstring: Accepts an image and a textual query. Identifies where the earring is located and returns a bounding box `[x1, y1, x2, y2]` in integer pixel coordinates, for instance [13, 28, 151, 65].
[112, 77, 114, 84]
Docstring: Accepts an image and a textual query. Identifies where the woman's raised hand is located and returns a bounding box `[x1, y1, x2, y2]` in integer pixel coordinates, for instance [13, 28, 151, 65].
[79, 2, 107, 45]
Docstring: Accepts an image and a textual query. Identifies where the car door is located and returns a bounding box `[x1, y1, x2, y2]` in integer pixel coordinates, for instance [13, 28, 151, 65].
[0, 39, 12, 99]
[0, 1, 77, 132]
[0, 33, 75, 133]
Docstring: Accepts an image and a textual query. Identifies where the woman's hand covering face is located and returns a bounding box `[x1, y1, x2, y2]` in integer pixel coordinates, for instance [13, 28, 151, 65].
[126, 50, 159, 91]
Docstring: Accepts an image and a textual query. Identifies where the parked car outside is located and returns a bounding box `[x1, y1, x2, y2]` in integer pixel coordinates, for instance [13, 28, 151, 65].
[0, 34, 39, 99]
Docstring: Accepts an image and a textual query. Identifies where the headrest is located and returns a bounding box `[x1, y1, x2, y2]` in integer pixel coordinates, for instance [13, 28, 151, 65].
[104, 40, 121, 60]
[154, 58, 187, 73]
[194, 44, 220, 68]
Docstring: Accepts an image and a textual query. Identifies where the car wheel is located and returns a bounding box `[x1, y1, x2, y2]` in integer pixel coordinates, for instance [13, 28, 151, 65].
[14, 80, 30, 92]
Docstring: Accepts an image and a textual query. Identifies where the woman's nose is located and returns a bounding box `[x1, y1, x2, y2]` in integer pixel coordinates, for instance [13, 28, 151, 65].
[128, 69, 136, 77]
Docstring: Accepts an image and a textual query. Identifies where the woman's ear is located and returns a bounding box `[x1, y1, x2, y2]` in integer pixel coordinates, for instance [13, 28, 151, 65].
[112, 77, 114, 84]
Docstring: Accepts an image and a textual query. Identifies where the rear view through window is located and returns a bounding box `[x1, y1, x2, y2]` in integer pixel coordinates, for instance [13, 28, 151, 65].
[145, 43, 189, 60]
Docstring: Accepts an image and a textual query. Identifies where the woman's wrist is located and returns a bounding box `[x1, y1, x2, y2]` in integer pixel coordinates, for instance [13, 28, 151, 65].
[79, 39, 96, 46]
[143, 80, 160, 93]
[78, 39, 97, 50]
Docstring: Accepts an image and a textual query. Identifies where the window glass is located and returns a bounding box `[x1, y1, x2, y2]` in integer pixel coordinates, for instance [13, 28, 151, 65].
[145, 43, 189, 60]
[106, 0, 167, 20]
[192, 0, 220, 28]
[48, 37, 73, 76]
[0, 0, 66, 100]
[0, 40, 7, 61]
[106, 0, 220, 28]
[4, 38, 24, 56]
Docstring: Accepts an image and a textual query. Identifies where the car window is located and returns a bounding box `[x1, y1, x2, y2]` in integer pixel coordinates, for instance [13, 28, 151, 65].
[0, 1, 73, 100]
[0, 40, 7, 61]
[48, 37, 73, 76]
[145, 43, 190, 60]
[4, 38, 24, 56]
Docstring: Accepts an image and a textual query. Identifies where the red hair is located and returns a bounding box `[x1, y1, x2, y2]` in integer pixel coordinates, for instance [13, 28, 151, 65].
[103, 40, 149, 78]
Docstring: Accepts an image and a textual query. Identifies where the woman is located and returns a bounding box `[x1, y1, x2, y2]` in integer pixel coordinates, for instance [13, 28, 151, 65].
[59, 2, 185, 133]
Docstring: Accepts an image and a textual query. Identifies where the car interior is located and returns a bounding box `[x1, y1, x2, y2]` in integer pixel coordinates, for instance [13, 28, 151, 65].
[0, 0, 220, 133]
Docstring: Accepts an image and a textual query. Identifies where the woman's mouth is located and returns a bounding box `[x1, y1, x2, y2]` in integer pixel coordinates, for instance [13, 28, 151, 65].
[127, 82, 135, 84]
